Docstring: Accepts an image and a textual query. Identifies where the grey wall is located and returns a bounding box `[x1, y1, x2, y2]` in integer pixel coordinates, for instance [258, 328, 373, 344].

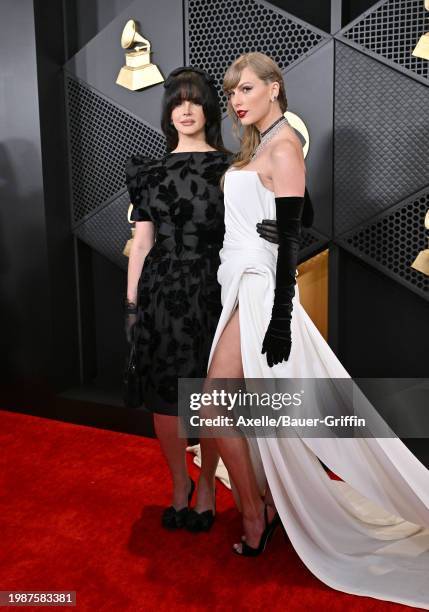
[0, 0, 53, 383]
[0, 0, 81, 390]
[64, 0, 136, 58]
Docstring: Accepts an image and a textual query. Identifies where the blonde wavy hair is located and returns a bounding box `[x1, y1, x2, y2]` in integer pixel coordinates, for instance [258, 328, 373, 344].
[223, 52, 288, 169]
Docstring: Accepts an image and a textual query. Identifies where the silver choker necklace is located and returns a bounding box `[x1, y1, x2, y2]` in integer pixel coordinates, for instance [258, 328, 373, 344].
[251, 116, 289, 160]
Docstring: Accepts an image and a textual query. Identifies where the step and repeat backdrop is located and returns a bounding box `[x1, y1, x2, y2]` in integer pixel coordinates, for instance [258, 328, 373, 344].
[64, 0, 429, 305]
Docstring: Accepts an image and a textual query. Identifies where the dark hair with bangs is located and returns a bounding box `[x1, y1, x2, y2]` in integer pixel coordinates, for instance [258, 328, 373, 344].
[161, 69, 227, 153]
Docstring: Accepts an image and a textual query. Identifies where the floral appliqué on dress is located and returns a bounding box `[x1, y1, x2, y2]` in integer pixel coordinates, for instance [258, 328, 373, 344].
[125, 150, 232, 414]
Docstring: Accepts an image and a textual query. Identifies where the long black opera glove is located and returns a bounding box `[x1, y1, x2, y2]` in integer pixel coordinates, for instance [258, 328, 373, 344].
[256, 187, 313, 244]
[261, 196, 304, 367]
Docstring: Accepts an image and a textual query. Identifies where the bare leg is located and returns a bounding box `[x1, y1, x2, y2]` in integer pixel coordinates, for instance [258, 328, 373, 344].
[193, 438, 219, 513]
[264, 485, 275, 509]
[207, 308, 276, 551]
[153, 414, 192, 509]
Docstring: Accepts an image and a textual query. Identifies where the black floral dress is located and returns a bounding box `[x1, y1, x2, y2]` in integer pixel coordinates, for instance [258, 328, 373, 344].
[125, 150, 232, 415]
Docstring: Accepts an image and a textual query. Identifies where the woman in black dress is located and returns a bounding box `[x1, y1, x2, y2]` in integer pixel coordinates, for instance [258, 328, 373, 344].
[125, 67, 276, 531]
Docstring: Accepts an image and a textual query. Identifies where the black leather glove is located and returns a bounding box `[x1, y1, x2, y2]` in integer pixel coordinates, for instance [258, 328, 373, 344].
[261, 196, 304, 367]
[256, 188, 313, 245]
[124, 298, 138, 345]
[256, 219, 279, 243]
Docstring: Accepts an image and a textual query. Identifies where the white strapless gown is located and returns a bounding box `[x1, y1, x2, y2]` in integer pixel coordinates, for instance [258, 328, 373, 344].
[207, 169, 429, 609]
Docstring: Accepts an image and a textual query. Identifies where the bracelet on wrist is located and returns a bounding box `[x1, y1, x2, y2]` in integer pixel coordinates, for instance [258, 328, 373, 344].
[124, 296, 138, 312]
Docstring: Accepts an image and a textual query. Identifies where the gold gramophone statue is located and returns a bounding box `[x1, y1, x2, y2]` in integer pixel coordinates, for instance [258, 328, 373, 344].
[116, 19, 164, 90]
[411, 210, 429, 276]
[412, 0, 429, 60]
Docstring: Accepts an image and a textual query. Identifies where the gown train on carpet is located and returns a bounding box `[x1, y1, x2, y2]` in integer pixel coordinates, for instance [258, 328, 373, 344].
[207, 170, 429, 609]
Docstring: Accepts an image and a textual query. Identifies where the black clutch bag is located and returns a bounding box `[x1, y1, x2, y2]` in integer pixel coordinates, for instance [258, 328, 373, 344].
[123, 342, 143, 409]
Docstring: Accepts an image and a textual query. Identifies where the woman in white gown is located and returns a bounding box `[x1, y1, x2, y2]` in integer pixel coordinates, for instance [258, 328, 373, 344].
[205, 52, 429, 608]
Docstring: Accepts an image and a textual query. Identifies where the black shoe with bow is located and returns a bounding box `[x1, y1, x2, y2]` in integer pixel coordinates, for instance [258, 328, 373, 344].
[161, 478, 195, 530]
[185, 506, 216, 532]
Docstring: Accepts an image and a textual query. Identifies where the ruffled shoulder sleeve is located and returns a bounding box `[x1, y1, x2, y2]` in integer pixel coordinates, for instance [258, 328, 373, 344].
[125, 154, 153, 222]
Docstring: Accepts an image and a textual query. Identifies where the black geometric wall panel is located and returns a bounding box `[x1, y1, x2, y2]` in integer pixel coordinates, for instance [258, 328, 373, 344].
[73, 196, 327, 272]
[339, 187, 429, 298]
[64, 0, 184, 129]
[186, 0, 330, 112]
[299, 229, 329, 263]
[66, 75, 166, 224]
[334, 42, 429, 236]
[340, 0, 429, 83]
[219, 39, 335, 239]
[63, 0, 429, 305]
[278, 41, 335, 239]
[74, 191, 132, 271]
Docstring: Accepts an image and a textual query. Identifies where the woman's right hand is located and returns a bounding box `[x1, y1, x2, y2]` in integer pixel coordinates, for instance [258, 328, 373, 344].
[124, 298, 138, 345]
[256, 219, 279, 243]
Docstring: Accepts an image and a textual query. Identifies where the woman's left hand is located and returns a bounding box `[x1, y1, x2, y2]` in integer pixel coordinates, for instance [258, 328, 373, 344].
[256, 219, 279, 244]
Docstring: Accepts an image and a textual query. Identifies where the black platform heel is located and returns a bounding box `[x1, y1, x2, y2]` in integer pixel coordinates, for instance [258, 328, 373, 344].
[185, 493, 216, 533]
[161, 478, 195, 530]
[233, 505, 281, 557]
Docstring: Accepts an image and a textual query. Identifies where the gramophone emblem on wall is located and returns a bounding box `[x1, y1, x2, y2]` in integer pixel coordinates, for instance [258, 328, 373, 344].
[116, 19, 164, 90]
[411, 210, 429, 277]
[412, 0, 429, 60]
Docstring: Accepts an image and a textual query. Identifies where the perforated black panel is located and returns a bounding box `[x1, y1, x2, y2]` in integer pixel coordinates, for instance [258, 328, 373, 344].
[186, 0, 328, 112]
[66, 75, 166, 224]
[74, 201, 328, 271]
[341, 189, 429, 297]
[341, 0, 429, 81]
[74, 191, 131, 271]
[65, 0, 429, 305]
[334, 42, 429, 236]
[301, 230, 321, 250]
[299, 230, 328, 263]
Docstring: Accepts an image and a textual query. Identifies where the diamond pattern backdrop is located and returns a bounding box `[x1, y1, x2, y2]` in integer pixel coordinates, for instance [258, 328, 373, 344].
[74, 191, 133, 270]
[339, 187, 429, 295]
[65, 0, 429, 300]
[334, 42, 429, 237]
[66, 75, 166, 225]
[186, 0, 329, 112]
[340, 0, 429, 83]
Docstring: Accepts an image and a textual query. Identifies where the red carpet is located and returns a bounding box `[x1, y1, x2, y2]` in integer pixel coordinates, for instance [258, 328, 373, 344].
[0, 410, 419, 611]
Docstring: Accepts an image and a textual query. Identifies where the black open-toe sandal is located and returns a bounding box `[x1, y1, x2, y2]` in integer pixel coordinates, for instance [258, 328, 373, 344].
[161, 478, 195, 530]
[233, 505, 280, 557]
